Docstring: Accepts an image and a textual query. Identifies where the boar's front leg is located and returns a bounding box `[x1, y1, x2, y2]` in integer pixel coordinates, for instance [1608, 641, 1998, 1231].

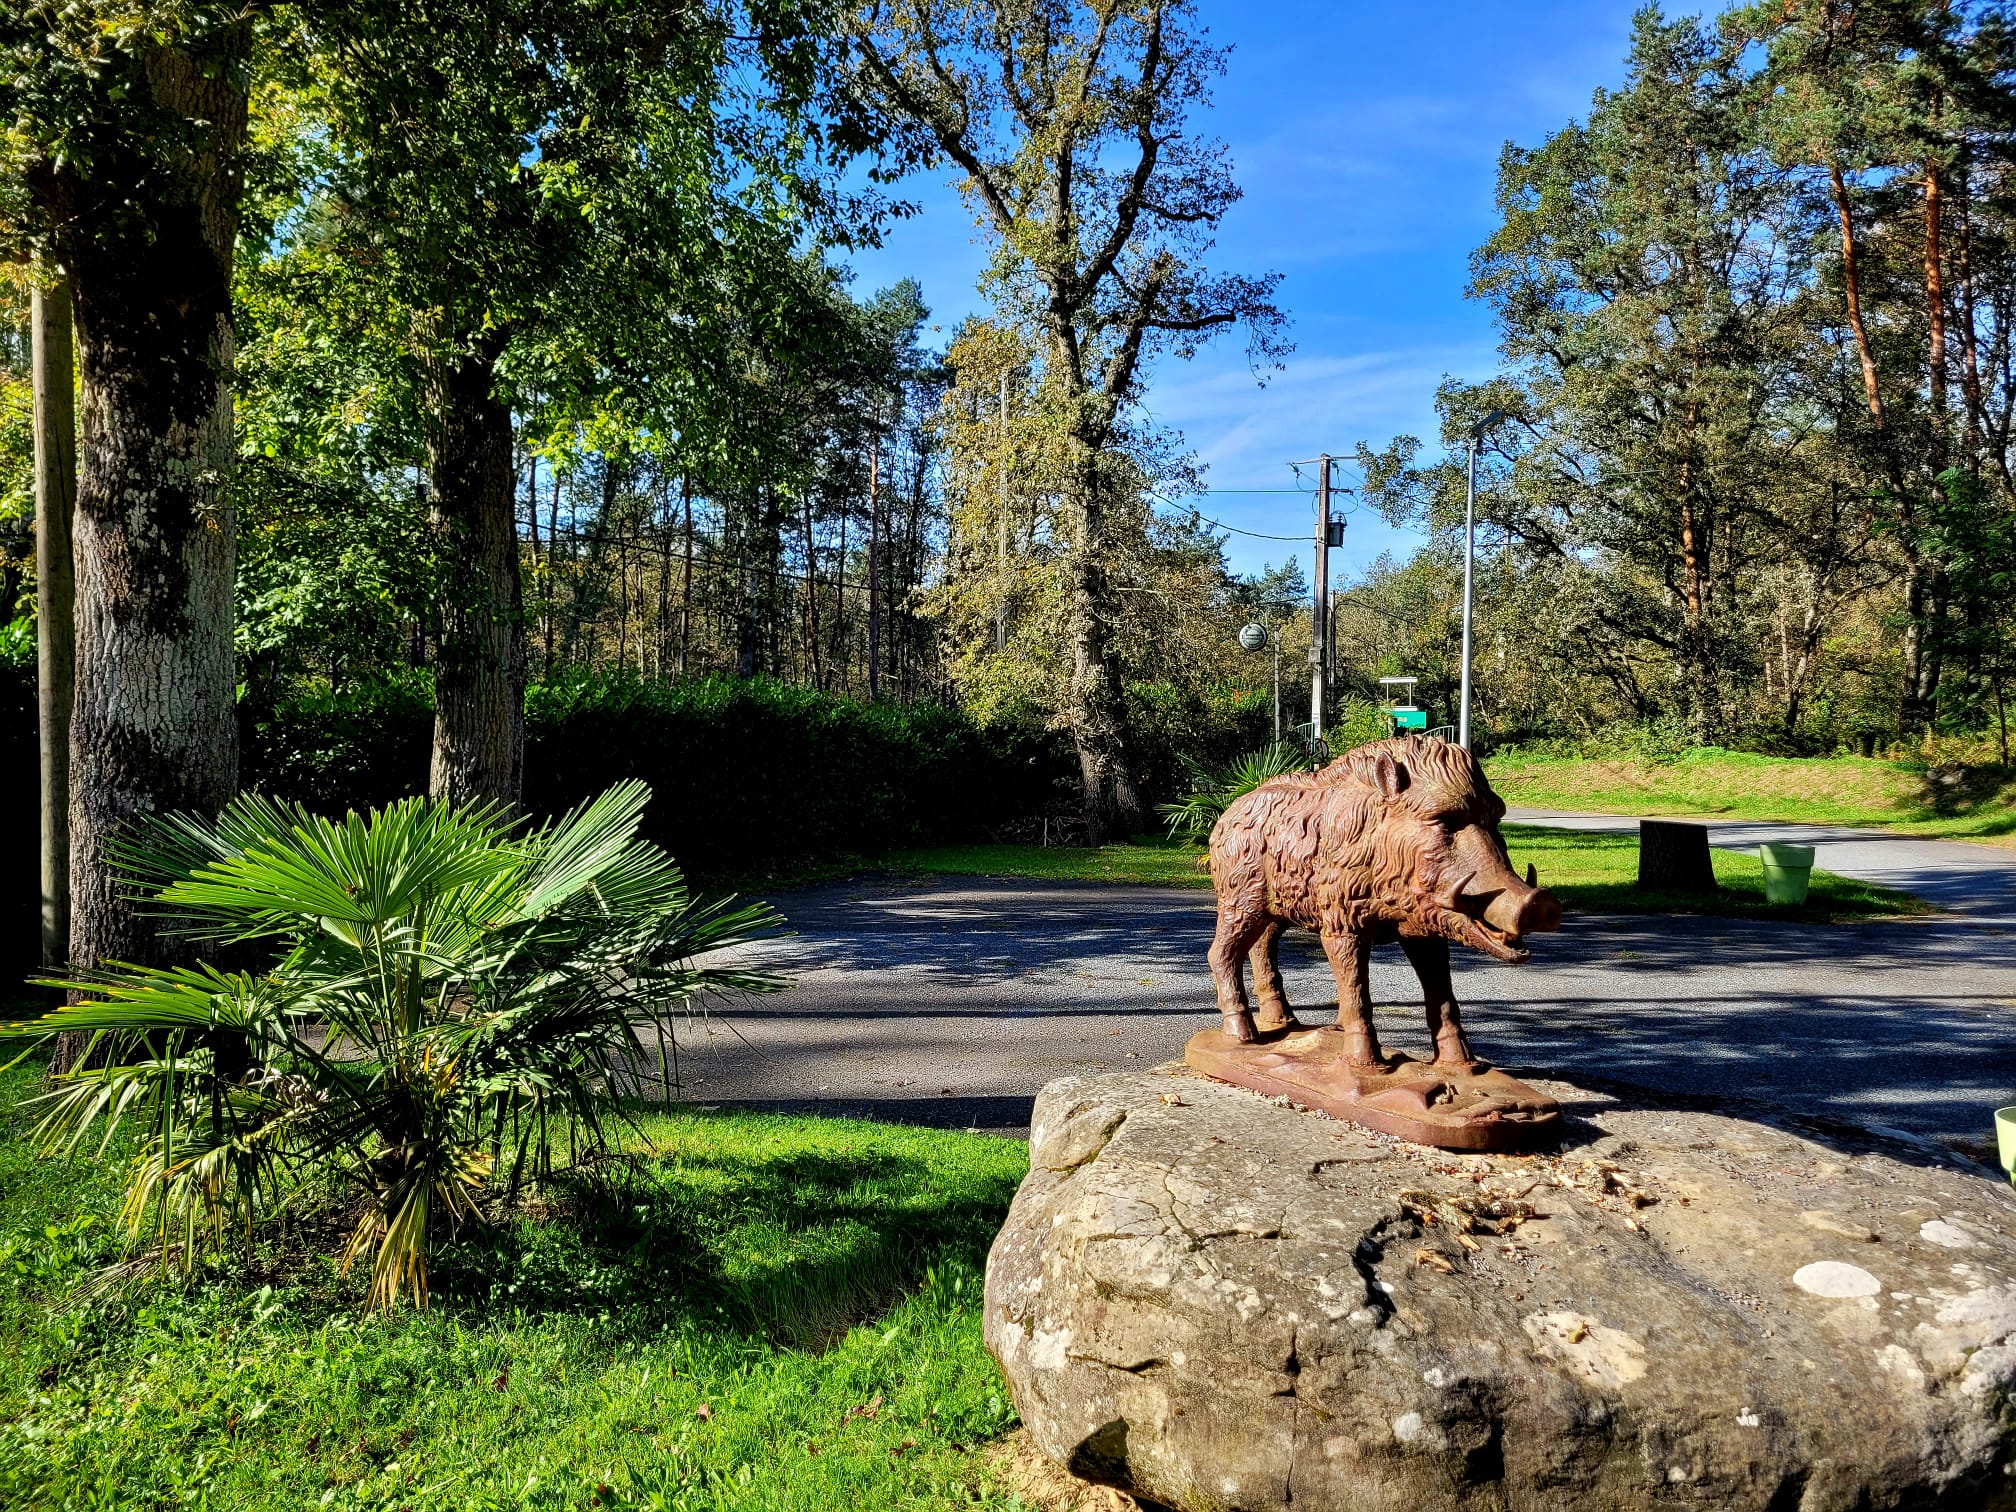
[1319, 929, 1384, 1067]
[1248, 920, 1302, 1034]
[1209, 904, 1269, 1044]
[1400, 936, 1475, 1066]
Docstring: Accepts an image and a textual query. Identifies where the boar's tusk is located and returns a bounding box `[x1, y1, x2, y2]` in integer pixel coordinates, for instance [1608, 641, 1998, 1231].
[1525, 862, 1537, 888]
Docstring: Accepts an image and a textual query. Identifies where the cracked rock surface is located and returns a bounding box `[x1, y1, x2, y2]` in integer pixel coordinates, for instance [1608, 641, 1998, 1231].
[985, 1066, 2016, 1510]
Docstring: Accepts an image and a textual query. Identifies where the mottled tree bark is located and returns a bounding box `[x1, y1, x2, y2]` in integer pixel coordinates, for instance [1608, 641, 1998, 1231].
[1063, 437, 1145, 845]
[48, 42, 247, 1069]
[425, 337, 526, 805]
[32, 270, 75, 974]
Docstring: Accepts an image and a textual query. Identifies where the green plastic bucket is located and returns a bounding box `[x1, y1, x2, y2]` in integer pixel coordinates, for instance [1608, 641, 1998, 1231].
[1759, 842, 1815, 906]
[1997, 1107, 2016, 1183]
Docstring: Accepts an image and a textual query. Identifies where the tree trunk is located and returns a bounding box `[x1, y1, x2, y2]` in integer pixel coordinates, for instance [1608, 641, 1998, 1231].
[544, 464, 561, 676]
[1676, 397, 1717, 742]
[801, 493, 822, 690]
[1925, 158, 1948, 446]
[1955, 158, 1987, 465]
[831, 492, 848, 691]
[1637, 820, 1715, 896]
[679, 474, 694, 676]
[867, 431, 882, 701]
[1830, 162, 1888, 435]
[1829, 162, 1928, 731]
[33, 270, 76, 974]
[55, 39, 246, 1059]
[1062, 436, 1144, 845]
[425, 336, 525, 805]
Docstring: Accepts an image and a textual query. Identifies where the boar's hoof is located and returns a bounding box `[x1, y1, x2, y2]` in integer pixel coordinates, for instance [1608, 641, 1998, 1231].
[1220, 1011, 1258, 1045]
[1433, 1036, 1477, 1069]
[1340, 1028, 1385, 1069]
[1252, 1004, 1303, 1035]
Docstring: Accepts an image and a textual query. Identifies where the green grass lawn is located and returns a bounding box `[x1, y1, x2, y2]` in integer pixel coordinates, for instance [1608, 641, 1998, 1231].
[1487, 746, 2016, 844]
[1498, 823, 1925, 921]
[877, 826, 1924, 922]
[0, 1057, 1030, 1511]
[882, 833, 1209, 888]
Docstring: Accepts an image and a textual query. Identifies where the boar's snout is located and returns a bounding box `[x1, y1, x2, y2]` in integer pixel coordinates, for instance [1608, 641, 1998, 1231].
[1450, 860, 1562, 963]
[1483, 884, 1562, 939]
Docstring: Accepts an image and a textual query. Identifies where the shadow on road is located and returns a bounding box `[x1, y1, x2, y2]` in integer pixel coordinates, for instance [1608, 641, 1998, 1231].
[694, 877, 2016, 1144]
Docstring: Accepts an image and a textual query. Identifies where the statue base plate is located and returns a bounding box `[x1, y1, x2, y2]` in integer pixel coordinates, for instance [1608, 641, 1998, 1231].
[1185, 1026, 1561, 1152]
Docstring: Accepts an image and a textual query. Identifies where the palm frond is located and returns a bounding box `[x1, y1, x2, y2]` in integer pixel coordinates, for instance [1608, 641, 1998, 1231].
[1158, 742, 1314, 842]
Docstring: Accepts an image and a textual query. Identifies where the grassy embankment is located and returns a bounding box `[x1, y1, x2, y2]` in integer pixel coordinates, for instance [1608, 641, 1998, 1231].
[882, 827, 1925, 922]
[0, 1056, 1029, 1511]
[1487, 745, 2016, 844]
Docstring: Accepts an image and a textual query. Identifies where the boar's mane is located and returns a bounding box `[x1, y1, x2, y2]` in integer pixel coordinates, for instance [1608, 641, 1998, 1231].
[1317, 734, 1505, 823]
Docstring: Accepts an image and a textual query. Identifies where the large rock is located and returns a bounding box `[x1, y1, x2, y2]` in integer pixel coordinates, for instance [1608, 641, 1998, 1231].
[985, 1066, 2016, 1510]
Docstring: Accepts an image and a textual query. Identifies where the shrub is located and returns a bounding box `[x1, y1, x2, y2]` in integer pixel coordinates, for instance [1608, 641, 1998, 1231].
[1158, 742, 1319, 843]
[10, 782, 780, 1310]
[1125, 681, 1275, 807]
[242, 676, 1073, 875]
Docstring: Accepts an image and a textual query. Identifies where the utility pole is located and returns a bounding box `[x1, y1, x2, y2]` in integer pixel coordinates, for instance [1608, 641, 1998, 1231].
[1310, 454, 1330, 741]
[1459, 409, 1507, 751]
[996, 370, 1009, 653]
[33, 266, 75, 971]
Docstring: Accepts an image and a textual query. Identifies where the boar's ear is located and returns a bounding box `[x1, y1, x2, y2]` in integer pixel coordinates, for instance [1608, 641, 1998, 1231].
[1369, 750, 1410, 800]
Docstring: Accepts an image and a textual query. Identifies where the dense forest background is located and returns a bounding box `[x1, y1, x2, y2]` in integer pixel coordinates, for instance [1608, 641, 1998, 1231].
[7, 0, 2016, 893]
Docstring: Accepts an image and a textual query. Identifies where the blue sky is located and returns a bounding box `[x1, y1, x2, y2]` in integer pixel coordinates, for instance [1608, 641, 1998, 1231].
[842, 0, 1639, 582]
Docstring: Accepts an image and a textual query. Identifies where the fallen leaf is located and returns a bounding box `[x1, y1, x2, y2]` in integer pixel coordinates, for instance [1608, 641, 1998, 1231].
[695, 1404, 713, 1421]
[1158, 1093, 1186, 1106]
[1413, 1247, 1456, 1275]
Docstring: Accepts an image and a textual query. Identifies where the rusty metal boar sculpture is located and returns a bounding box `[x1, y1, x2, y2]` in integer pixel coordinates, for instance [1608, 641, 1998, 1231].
[1205, 734, 1561, 1072]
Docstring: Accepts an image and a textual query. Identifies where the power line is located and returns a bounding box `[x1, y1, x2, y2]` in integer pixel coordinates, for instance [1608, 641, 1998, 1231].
[1145, 490, 1309, 541]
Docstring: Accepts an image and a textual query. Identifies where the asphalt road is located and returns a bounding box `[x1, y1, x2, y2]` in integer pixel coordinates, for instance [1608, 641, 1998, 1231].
[678, 820, 2016, 1145]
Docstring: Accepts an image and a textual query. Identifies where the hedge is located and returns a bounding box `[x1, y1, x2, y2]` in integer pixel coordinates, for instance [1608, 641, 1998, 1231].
[242, 675, 1074, 877]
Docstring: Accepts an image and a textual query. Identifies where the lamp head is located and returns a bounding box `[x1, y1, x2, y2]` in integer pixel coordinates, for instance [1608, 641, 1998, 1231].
[1469, 408, 1508, 442]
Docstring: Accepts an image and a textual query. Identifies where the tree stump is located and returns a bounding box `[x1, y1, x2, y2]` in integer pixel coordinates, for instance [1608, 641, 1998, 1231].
[1637, 818, 1716, 894]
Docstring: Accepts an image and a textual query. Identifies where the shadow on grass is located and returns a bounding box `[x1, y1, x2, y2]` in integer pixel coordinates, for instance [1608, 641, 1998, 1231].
[1549, 879, 1915, 923]
[429, 1118, 1022, 1350]
[1905, 763, 2016, 832]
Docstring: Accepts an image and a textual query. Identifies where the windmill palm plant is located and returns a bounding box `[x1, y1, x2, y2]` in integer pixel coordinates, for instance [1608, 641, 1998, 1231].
[1158, 743, 1317, 844]
[7, 781, 781, 1310]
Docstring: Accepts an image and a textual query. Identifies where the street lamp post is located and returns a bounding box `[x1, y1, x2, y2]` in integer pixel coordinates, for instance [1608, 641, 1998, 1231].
[1239, 621, 1279, 741]
[1458, 409, 1506, 751]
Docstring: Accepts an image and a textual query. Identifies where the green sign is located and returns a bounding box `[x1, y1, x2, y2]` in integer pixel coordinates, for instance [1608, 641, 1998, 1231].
[1392, 708, 1428, 731]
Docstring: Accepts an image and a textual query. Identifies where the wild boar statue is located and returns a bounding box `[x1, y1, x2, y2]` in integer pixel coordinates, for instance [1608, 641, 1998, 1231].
[1205, 734, 1561, 1070]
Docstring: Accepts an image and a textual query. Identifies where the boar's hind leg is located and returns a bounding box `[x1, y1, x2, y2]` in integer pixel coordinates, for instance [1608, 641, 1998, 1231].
[1248, 920, 1301, 1033]
[1209, 907, 1269, 1044]
[1319, 930, 1384, 1068]
[1400, 936, 1475, 1066]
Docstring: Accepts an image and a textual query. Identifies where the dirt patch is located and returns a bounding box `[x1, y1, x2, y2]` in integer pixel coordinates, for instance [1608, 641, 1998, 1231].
[986, 1429, 1153, 1511]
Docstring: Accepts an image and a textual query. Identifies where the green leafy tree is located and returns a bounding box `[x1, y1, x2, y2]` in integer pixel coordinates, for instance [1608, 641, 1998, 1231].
[848, 0, 1287, 841]
[2, 2, 252, 1015]
[274, 0, 874, 802]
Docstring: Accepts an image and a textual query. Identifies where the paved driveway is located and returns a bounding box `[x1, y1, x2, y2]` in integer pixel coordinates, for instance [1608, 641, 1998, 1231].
[679, 832, 2016, 1144]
